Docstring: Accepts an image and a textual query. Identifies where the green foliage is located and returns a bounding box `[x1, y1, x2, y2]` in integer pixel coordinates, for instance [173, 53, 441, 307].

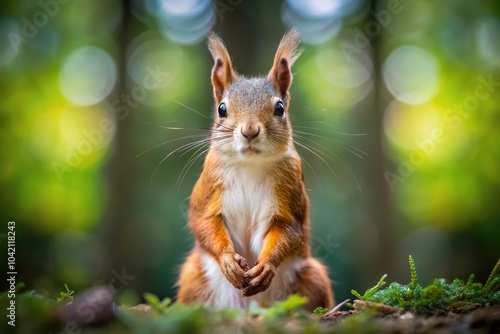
[312, 306, 330, 315]
[56, 284, 74, 305]
[0, 285, 55, 333]
[118, 294, 310, 333]
[408, 255, 419, 296]
[143, 292, 172, 314]
[117, 294, 311, 334]
[0, 282, 25, 300]
[248, 294, 308, 319]
[485, 259, 500, 291]
[119, 301, 209, 333]
[352, 257, 500, 315]
[351, 274, 388, 301]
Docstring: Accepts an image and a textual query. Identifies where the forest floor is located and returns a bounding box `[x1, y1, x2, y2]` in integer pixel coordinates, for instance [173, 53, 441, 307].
[119, 297, 500, 333]
[1, 257, 499, 333]
[322, 301, 500, 333]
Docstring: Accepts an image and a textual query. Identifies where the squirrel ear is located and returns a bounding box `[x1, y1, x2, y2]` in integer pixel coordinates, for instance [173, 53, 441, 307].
[268, 29, 302, 98]
[208, 32, 237, 102]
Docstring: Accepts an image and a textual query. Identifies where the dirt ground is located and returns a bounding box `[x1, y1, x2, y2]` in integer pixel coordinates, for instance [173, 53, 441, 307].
[323, 302, 500, 333]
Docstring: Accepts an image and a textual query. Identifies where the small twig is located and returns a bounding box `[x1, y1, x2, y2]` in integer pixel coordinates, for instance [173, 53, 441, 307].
[323, 299, 351, 317]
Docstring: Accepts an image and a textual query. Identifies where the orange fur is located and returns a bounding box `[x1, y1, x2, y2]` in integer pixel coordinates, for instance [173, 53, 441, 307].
[176, 249, 208, 303]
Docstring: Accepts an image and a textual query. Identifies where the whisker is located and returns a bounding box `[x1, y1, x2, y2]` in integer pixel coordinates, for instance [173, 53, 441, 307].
[160, 126, 205, 131]
[174, 100, 234, 132]
[176, 145, 210, 189]
[329, 150, 363, 194]
[150, 153, 173, 184]
[159, 125, 232, 134]
[294, 124, 367, 136]
[137, 134, 207, 158]
[146, 101, 237, 184]
[178, 136, 232, 156]
[149, 137, 212, 184]
[293, 140, 338, 179]
[294, 131, 367, 158]
[177, 140, 211, 156]
[289, 108, 327, 120]
[173, 100, 212, 121]
[149, 132, 233, 185]
[293, 120, 334, 127]
[294, 138, 363, 194]
[293, 133, 335, 156]
[169, 138, 209, 156]
[285, 141, 322, 190]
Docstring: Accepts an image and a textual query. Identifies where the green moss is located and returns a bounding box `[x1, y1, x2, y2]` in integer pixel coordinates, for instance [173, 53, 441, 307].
[56, 284, 74, 305]
[143, 292, 172, 314]
[353, 256, 500, 315]
[312, 306, 330, 315]
[485, 259, 500, 291]
[408, 255, 419, 297]
[351, 274, 387, 300]
[248, 294, 309, 319]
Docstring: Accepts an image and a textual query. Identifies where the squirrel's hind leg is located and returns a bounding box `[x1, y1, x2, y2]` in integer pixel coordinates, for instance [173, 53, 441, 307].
[176, 250, 209, 304]
[294, 258, 334, 312]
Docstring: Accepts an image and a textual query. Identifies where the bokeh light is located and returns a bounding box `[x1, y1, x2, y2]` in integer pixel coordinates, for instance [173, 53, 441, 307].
[59, 46, 117, 106]
[59, 104, 116, 158]
[383, 45, 440, 105]
[126, 31, 184, 106]
[315, 47, 373, 106]
[476, 17, 500, 66]
[149, 0, 215, 44]
[383, 100, 478, 171]
[282, 0, 358, 44]
[383, 100, 442, 150]
[0, 18, 19, 66]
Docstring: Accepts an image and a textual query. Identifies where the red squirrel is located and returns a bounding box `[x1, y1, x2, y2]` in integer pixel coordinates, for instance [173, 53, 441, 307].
[176, 30, 334, 311]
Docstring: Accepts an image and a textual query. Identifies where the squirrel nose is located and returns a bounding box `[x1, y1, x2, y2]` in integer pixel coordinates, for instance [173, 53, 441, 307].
[241, 124, 260, 143]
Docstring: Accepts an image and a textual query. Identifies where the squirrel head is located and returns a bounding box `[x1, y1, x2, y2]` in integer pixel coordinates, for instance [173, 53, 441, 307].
[207, 30, 302, 162]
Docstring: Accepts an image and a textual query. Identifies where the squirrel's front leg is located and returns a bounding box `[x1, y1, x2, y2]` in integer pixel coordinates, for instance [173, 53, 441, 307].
[192, 213, 250, 290]
[189, 175, 250, 290]
[243, 216, 303, 297]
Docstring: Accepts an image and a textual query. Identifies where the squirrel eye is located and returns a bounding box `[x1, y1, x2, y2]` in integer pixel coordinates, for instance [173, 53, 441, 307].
[218, 103, 227, 118]
[274, 101, 285, 119]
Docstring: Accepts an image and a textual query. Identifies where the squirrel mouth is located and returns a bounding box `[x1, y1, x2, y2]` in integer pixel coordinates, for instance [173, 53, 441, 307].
[242, 146, 261, 154]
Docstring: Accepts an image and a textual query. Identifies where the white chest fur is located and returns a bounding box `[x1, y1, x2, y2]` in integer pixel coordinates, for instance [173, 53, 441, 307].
[199, 160, 306, 309]
[220, 163, 275, 264]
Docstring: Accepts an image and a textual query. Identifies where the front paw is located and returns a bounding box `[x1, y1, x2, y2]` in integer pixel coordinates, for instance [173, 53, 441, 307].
[220, 253, 249, 290]
[243, 262, 276, 297]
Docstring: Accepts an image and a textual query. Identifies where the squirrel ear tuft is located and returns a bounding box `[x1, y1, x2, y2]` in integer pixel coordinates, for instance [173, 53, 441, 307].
[268, 29, 302, 98]
[208, 32, 237, 102]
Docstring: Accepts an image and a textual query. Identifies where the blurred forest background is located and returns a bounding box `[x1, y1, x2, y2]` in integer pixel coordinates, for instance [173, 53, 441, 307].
[0, 0, 499, 305]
